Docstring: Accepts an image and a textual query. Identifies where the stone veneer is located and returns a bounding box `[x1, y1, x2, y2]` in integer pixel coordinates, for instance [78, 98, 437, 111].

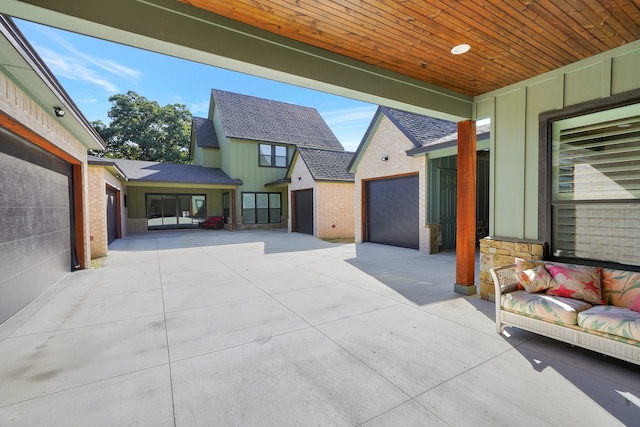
[479, 237, 545, 301]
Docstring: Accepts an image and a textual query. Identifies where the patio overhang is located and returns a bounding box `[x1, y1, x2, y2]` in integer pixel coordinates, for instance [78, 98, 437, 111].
[1, 0, 472, 122]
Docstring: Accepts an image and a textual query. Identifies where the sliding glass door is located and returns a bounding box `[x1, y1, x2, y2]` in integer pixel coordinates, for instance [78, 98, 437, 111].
[146, 193, 206, 230]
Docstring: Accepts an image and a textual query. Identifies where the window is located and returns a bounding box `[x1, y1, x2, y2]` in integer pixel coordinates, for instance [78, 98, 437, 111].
[541, 99, 640, 267]
[146, 193, 206, 230]
[242, 192, 281, 224]
[259, 144, 287, 168]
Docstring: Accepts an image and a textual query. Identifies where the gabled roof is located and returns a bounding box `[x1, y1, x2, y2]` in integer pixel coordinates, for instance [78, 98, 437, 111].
[296, 147, 354, 182]
[0, 15, 105, 151]
[348, 106, 489, 171]
[89, 156, 241, 185]
[381, 107, 458, 148]
[211, 89, 344, 151]
[405, 123, 491, 156]
[192, 117, 219, 148]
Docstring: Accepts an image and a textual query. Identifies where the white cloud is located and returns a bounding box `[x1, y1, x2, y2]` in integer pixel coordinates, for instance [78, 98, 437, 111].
[320, 105, 377, 152]
[321, 105, 378, 126]
[31, 26, 141, 94]
[39, 47, 120, 93]
[188, 100, 210, 115]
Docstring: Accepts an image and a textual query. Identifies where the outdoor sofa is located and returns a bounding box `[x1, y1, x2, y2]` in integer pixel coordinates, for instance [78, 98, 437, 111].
[198, 216, 223, 229]
[491, 260, 640, 365]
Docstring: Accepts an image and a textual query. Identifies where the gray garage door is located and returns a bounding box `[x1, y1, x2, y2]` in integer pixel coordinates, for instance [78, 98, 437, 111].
[293, 189, 313, 235]
[366, 175, 419, 249]
[0, 128, 73, 324]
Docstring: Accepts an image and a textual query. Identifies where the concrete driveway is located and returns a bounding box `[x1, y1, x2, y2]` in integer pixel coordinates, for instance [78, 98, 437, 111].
[0, 229, 638, 426]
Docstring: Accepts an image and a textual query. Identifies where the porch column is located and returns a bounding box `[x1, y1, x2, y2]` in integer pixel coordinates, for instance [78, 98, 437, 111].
[454, 120, 477, 295]
[231, 189, 237, 231]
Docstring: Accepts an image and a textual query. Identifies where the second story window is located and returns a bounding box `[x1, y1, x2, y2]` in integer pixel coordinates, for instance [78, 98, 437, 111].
[259, 144, 287, 168]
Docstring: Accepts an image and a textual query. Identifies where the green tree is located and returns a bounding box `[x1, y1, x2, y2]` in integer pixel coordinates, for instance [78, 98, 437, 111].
[91, 91, 192, 164]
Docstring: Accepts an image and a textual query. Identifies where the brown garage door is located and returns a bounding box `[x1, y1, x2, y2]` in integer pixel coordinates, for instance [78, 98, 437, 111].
[0, 128, 73, 324]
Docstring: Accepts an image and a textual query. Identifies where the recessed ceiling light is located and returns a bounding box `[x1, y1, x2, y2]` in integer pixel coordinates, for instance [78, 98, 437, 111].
[451, 44, 471, 55]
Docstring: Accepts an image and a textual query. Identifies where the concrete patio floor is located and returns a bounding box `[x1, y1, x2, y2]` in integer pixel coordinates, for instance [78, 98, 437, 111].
[0, 229, 638, 426]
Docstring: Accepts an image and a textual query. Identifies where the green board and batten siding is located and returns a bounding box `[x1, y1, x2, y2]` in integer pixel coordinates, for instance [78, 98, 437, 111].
[475, 39, 640, 241]
[216, 127, 291, 221]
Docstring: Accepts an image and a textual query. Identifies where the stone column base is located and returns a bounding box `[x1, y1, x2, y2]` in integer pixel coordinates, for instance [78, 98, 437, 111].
[479, 237, 545, 301]
[454, 283, 477, 296]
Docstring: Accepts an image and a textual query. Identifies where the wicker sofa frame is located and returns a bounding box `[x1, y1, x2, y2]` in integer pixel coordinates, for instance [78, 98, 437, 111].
[491, 264, 640, 366]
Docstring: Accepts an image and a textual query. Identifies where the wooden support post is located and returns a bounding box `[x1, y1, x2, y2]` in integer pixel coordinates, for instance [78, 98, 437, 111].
[455, 120, 477, 295]
[231, 189, 237, 231]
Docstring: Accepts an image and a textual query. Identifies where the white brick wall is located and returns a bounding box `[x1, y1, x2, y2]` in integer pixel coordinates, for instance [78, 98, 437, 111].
[316, 182, 355, 239]
[353, 115, 431, 253]
[288, 155, 355, 239]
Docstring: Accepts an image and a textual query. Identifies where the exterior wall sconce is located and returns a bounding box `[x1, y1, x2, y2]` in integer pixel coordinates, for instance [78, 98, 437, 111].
[381, 156, 389, 161]
[54, 107, 65, 117]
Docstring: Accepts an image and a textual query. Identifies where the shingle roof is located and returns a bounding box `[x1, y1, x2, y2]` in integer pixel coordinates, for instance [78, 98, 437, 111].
[381, 107, 458, 148]
[297, 147, 354, 182]
[95, 158, 242, 185]
[212, 89, 344, 151]
[426, 122, 491, 146]
[192, 117, 219, 148]
[405, 122, 491, 156]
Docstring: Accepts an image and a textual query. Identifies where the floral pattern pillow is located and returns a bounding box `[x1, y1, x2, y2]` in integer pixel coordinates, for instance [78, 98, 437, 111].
[517, 265, 555, 293]
[545, 263, 603, 304]
[632, 294, 640, 313]
[514, 258, 544, 290]
[602, 269, 640, 309]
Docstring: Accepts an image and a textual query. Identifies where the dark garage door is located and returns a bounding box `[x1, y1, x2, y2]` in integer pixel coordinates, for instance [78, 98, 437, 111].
[366, 175, 419, 249]
[0, 128, 73, 324]
[106, 188, 118, 245]
[293, 189, 313, 235]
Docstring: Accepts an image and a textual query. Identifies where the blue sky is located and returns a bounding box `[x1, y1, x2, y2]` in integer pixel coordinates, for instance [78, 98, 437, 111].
[15, 19, 378, 152]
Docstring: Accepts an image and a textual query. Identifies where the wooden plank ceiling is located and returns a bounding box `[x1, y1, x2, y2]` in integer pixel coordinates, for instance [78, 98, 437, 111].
[178, 0, 640, 97]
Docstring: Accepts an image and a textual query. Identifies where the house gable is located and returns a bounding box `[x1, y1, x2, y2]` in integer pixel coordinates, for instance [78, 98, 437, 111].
[296, 147, 354, 182]
[191, 116, 220, 168]
[211, 89, 343, 150]
[348, 107, 384, 173]
[354, 114, 425, 181]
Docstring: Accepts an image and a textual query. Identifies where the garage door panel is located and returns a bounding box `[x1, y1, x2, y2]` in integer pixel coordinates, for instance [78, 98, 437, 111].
[0, 206, 69, 242]
[0, 224, 70, 281]
[366, 175, 419, 249]
[0, 250, 70, 324]
[1, 160, 69, 208]
[1, 132, 72, 324]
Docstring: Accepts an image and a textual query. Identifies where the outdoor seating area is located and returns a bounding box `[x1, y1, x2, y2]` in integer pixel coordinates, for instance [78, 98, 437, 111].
[0, 230, 638, 426]
[492, 261, 640, 366]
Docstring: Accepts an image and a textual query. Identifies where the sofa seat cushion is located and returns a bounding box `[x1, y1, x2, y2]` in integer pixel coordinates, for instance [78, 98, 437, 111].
[578, 306, 640, 341]
[501, 290, 593, 325]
